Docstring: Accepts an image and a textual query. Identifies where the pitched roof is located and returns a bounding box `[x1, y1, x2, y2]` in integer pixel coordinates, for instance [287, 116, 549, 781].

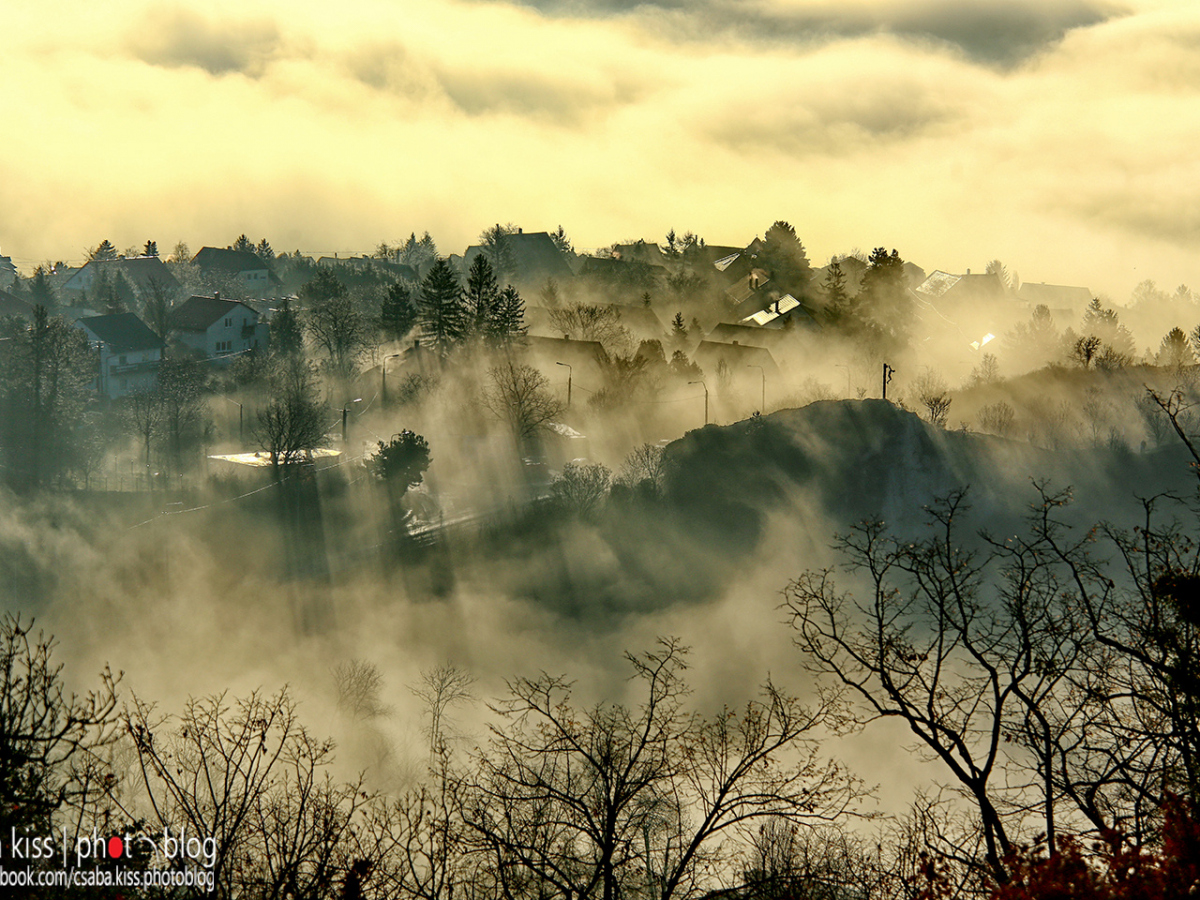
[741, 294, 801, 326]
[611, 241, 667, 265]
[463, 232, 574, 285]
[693, 340, 779, 375]
[193, 247, 270, 274]
[915, 270, 961, 299]
[707, 323, 774, 347]
[1018, 282, 1093, 307]
[170, 295, 258, 331]
[77, 313, 163, 352]
[612, 305, 666, 337]
[522, 335, 607, 369]
[0, 290, 33, 319]
[109, 256, 180, 292]
[67, 257, 181, 294]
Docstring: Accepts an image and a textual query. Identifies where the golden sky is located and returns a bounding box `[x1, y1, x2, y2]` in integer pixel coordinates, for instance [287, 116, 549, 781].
[4, 0, 1200, 298]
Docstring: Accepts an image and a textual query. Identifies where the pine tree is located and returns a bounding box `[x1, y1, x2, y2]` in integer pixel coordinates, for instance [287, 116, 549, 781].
[464, 254, 501, 338]
[380, 282, 418, 343]
[88, 240, 118, 262]
[28, 267, 56, 310]
[232, 234, 254, 253]
[418, 259, 467, 355]
[255, 238, 275, 261]
[1158, 326, 1195, 369]
[671, 312, 688, 346]
[760, 221, 813, 294]
[143, 240, 159, 258]
[550, 225, 573, 254]
[490, 285, 526, 346]
[857, 247, 911, 349]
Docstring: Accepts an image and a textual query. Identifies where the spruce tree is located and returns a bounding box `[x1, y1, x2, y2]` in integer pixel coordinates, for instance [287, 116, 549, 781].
[418, 259, 467, 355]
[490, 286, 526, 346]
[380, 282, 418, 343]
[464, 254, 501, 338]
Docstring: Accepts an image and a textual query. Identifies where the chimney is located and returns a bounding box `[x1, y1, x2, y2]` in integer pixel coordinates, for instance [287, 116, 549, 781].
[732, 340, 739, 345]
[213, 290, 220, 300]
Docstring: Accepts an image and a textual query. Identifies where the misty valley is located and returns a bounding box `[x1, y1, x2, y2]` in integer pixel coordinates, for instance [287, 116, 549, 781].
[4, 226, 1200, 898]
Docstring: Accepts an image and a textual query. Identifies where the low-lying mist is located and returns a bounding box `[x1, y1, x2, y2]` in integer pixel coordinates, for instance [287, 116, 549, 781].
[3, 390, 1193, 804]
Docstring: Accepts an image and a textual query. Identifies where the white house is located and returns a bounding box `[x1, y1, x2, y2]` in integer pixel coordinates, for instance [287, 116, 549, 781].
[171, 294, 268, 362]
[76, 312, 164, 399]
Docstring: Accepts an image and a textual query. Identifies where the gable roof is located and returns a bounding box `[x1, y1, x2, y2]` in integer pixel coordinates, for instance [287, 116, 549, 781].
[0, 290, 33, 320]
[463, 232, 574, 285]
[916, 270, 1006, 303]
[193, 247, 273, 276]
[612, 305, 666, 337]
[170, 295, 259, 332]
[77, 313, 163, 353]
[522, 335, 607, 369]
[693, 340, 779, 375]
[66, 256, 181, 294]
[707, 323, 774, 347]
[611, 241, 667, 265]
[741, 294, 801, 326]
[1018, 282, 1093, 308]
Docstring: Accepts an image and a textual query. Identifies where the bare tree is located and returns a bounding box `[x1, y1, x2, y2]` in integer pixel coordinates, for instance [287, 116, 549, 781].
[119, 688, 367, 898]
[253, 359, 330, 479]
[335, 659, 388, 720]
[0, 614, 120, 844]
[482, 361, 564, 453]
[460, 639, 860, 900]
[307, 294, 370, 381]
[546, 303, 633, 354]
[976, 401, 1015, 438]
[911, 371, 952, 427]
[618, 442, 668, 496]
[552, 460, 612, 519]
[124, 388, 166, 481]
[411, 664, 476, 757]
[783, 491, 1092, 883]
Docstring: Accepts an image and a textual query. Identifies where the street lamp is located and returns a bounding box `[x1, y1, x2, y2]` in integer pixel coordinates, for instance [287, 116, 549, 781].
[556, 361, 572, 408]
[342, 398, 362, 444]
[747, 365, 765, 411]
[219, 395, 244, 444]
[381, 353, 403, 404]
[688, 380, 708, 426]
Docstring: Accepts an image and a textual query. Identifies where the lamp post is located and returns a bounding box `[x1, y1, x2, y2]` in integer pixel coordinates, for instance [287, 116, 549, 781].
[747, 365, 765, 411]
[556, 361, 572, 408]
[342, 398, 362, 444]
[689, 380, 708, 426]
[382, 353, 402, 404]
[220, 395, 244, 444]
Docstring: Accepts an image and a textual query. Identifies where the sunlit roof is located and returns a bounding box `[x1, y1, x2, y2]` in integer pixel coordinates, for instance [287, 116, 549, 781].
[741, 294, 800, 326]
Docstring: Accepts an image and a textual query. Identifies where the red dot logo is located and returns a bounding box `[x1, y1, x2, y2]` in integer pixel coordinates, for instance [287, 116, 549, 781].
[107, 836, 124, 859]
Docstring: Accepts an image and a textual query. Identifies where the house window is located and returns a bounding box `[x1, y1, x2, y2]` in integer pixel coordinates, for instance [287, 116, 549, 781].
[224, 317, 232, 327]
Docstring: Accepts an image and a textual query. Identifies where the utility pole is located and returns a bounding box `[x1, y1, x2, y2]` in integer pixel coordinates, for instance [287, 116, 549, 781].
[883, 363, 896, 401]
[556, 361, 572, 408]
[342, 398, 362, 444]
[689, 380, 709, 425]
